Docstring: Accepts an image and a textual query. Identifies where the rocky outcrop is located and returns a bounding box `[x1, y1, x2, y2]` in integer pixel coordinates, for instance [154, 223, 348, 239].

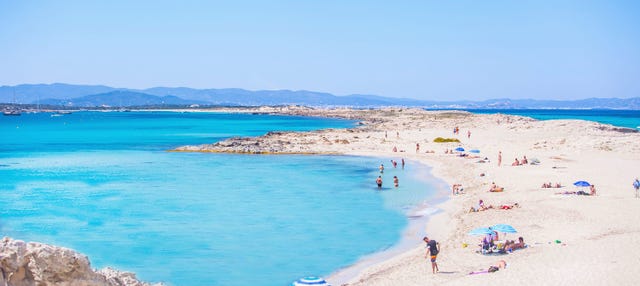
[0, 237, 158, 286]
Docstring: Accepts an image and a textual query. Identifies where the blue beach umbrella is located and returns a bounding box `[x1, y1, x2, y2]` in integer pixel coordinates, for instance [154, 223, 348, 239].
[454, 147, 465, 152]
[491, 224, 517, 234]
[292, 276, 331, 286]
[468, 227, 494, 236]
[573, 181, 591, 187]
[469, 149, 480, 153]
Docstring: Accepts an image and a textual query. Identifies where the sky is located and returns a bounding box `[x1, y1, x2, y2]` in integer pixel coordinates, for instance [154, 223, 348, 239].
[1, 1, 639, 101]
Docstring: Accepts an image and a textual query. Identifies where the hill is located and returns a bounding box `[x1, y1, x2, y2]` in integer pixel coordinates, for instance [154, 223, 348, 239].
[1, 83, 639, 109]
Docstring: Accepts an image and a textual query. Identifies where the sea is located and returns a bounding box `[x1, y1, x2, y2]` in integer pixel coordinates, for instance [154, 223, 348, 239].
[0, 111, 447, 286]
[461, 109, 640, 130]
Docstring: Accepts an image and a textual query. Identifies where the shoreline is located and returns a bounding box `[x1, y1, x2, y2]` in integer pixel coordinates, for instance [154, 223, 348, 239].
[4, 106, 640, 285]
[173, 106, 640, 285]
[327, 158, 451, 285]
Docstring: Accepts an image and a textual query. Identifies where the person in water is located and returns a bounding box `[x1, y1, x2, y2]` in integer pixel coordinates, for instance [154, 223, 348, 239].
[376, 176, 383, 189]
[393, 176, 399, 188]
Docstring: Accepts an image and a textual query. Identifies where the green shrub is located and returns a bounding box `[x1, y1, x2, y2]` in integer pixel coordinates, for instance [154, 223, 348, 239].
[433, 137, 460, 143]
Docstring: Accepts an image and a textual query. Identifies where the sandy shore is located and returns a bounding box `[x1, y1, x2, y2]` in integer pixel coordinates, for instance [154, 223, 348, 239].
[175, 106, 640, 285]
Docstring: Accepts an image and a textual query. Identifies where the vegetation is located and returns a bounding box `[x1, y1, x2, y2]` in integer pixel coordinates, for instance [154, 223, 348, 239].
[433, 137, 460, 143]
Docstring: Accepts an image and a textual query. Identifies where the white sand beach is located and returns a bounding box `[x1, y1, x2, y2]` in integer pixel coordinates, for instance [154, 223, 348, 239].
[4, 107, 639, 286]
[176, 107, 640, 285]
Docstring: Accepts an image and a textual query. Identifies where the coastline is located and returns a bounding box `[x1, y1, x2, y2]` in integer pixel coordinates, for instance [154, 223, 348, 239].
[327, 158, 451, 285]
[173, 106, 640, 285]
[4, 106, 640, 285]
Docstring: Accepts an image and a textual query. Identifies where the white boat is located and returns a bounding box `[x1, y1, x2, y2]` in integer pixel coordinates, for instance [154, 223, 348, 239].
[2, 109, 21, 116]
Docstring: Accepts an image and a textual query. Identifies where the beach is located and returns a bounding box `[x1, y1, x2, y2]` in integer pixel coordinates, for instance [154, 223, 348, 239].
[176, 107, 640, 285]
[3, 107, 640, 285]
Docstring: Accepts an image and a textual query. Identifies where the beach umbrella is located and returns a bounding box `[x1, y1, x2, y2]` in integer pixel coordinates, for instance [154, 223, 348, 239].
[491, 224, 517, 234]
[573, 181, 590, 187]
[469, 149, 480, 153]
[468, 227, 494, 236]
[292, 276, 331, 286]
[454, 147, 465, 152]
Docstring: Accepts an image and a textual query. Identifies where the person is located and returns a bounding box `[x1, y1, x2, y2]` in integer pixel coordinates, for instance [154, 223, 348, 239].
[423, 236, 440, 274]
[470, 199, 493, 212]
[379, 164, 384, 174]
[469, 260, 507, 275]
[467, 130, 471, 139]
[416, 143, 420, 153]
[481, 233, 494, 251]
[452, 184, 463, 195]
[392, 160, 397, 168]
[489, 182, 503, 192]
[512, 158, 520, 166]
[497, 151, 502, 167]
[376, 176, 383, 189]
[393, 176, 399, 188]
[522, 155, 528, 165]
[590, 185, 597, 196]
[500, 202, 519, 210]
[401, 158, 405, 169]
[505, 237, 525, 252]
[633, 178, 640, 198]
[392, 146, 397, 152]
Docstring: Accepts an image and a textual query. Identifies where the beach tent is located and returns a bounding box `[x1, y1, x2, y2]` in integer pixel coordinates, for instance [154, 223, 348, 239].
[292, 276, 331, 286]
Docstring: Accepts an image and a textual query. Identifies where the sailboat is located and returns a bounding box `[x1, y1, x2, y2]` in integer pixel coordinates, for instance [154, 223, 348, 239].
[3, 88, 21, 116]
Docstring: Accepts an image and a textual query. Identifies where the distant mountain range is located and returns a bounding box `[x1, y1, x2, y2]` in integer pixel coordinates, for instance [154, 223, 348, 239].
[1, 83, 639, 109]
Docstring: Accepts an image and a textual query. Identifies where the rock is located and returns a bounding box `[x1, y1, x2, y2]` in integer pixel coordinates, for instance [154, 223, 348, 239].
[0, 237, 159, 286]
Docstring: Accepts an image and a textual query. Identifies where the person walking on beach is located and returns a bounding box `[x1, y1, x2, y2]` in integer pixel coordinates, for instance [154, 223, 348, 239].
[633, 178, 640, 198]
[416, 143, 420, 153]
[376, 176, 383, 189]
[423, 236, 440, 274]
[498, 151, 502, 167]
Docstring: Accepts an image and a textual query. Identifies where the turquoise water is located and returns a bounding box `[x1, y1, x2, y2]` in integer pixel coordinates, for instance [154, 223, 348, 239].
[461, 109, 640, 129]
[0, 112, 442, 286]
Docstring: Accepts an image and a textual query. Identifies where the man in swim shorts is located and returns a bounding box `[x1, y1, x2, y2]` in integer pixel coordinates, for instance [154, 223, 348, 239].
[423, 236, 440, 274]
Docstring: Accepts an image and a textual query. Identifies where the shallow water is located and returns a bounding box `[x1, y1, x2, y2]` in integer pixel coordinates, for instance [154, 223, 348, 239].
[0, 112, 444, 286]
[462, 109, 640, 129]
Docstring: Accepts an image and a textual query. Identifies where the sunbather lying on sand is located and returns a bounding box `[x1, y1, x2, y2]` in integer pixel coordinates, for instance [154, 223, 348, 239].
[469, 260, 507, 275]
[489, 182, 504, 192]
[504, 237, 526, 252]
[499, 203, 519, 210]
[542, 182, 562, 188]
[469, 199, 493, 212]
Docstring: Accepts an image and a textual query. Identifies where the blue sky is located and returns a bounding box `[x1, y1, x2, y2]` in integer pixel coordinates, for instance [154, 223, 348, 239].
[1, 1, 638, 100]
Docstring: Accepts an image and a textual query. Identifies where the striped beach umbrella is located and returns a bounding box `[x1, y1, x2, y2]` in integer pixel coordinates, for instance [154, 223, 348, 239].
[292, 276, 331, 286]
